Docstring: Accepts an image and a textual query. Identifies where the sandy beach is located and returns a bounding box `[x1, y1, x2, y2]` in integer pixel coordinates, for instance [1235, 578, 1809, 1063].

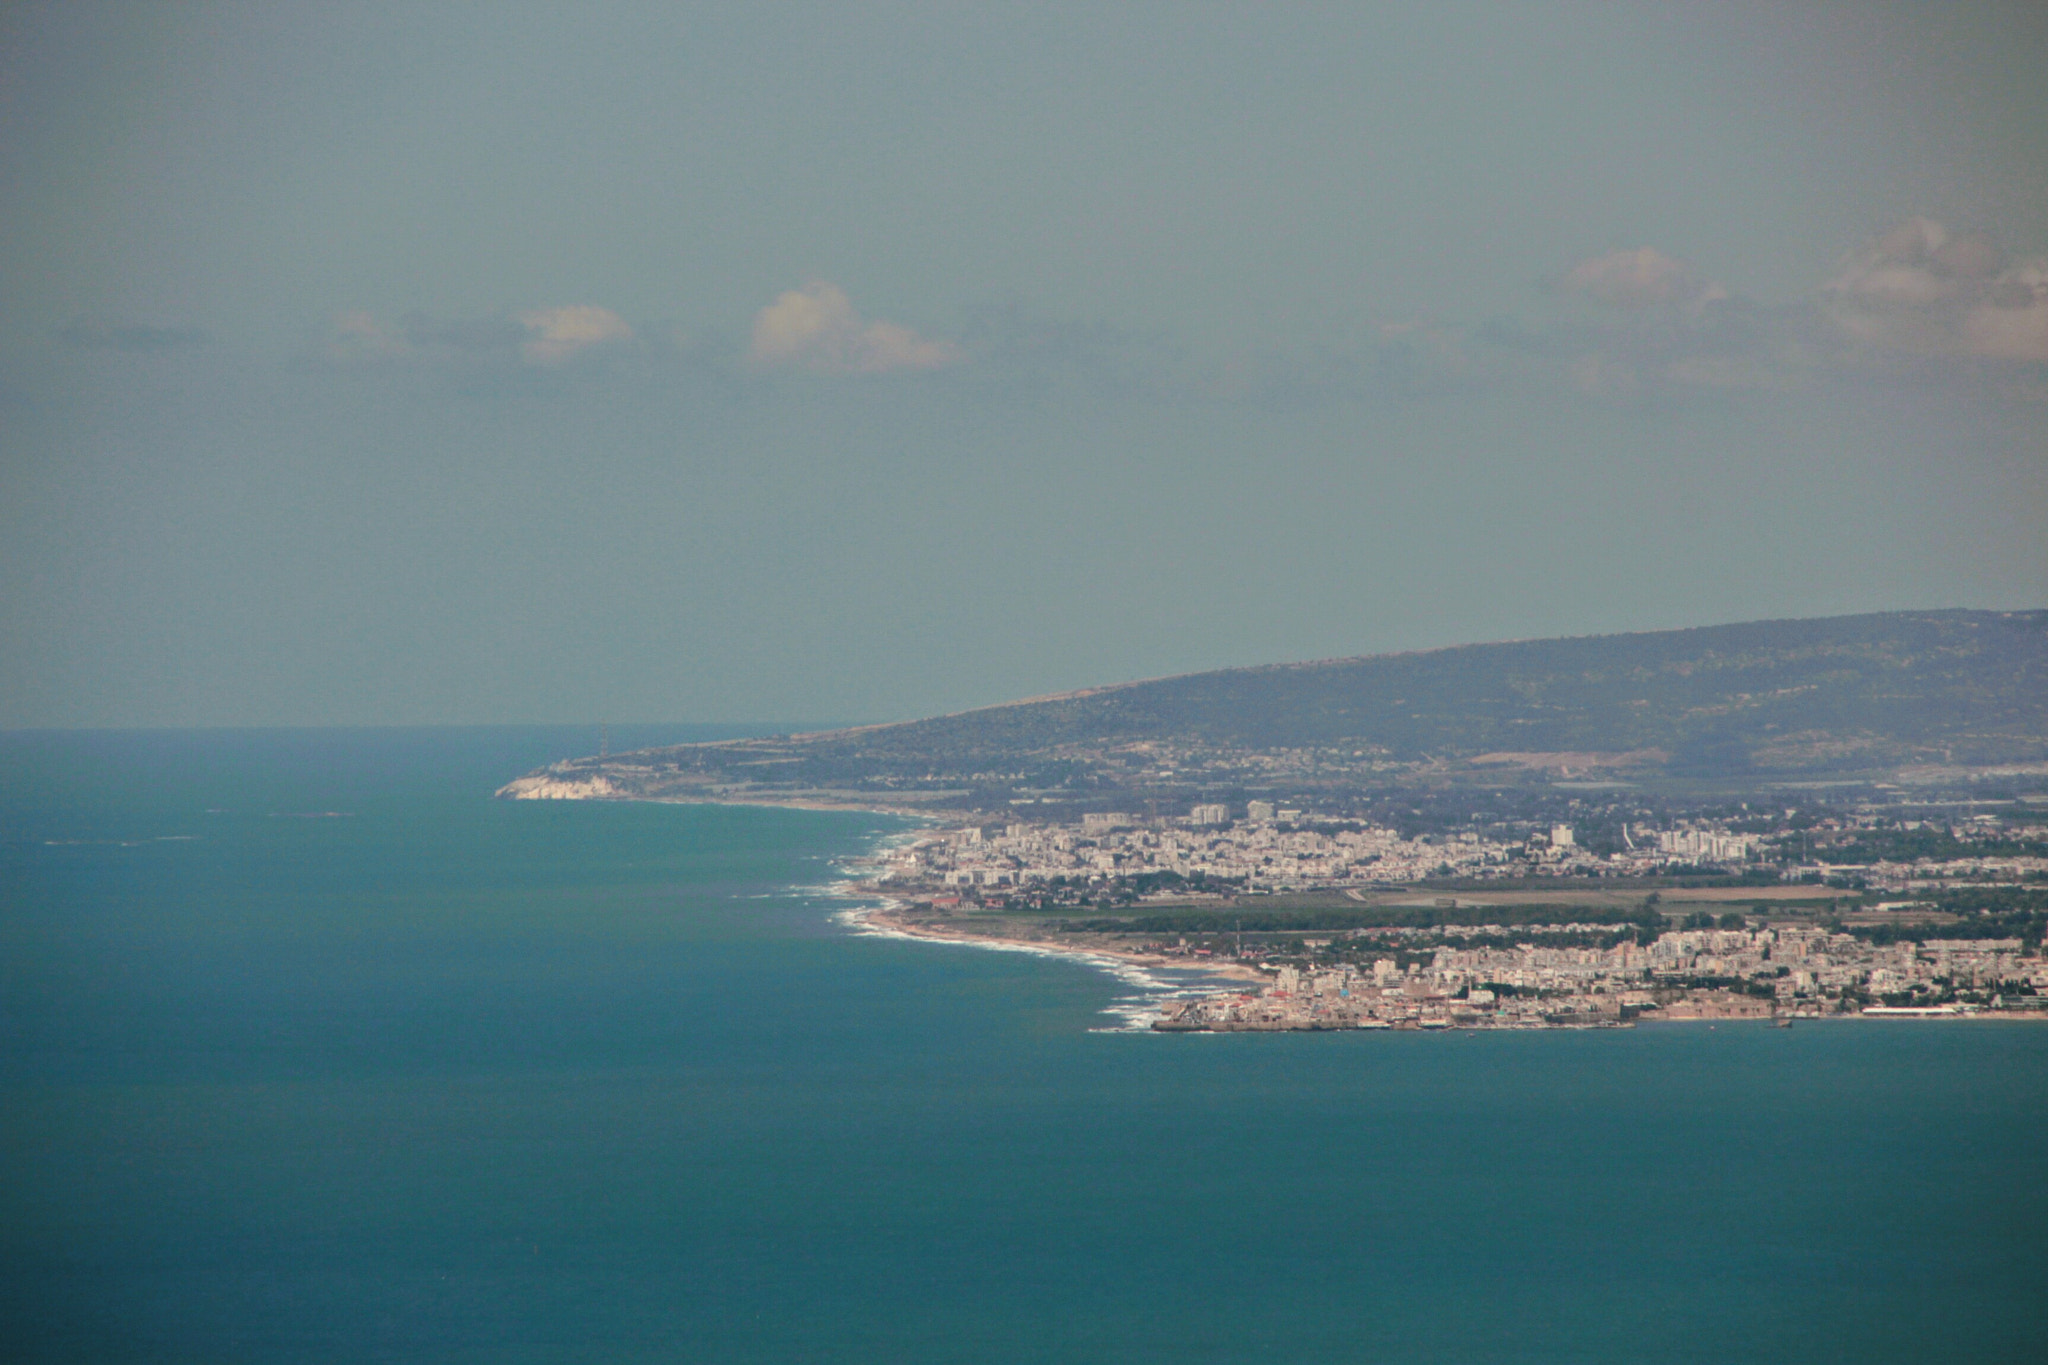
[833, 888, 1267, 989]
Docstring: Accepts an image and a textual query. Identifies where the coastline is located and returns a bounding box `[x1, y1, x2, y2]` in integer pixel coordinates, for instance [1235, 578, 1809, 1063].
[817, 829, 1265, 1030]
[830, 894, 1264, 1032]
[498, 772, 963, 822]
[516, 791, 1268, 1019]
[643, 792, 949, 820]
[839, 893, 1267, 987]
[510, 790, 2048, 1029]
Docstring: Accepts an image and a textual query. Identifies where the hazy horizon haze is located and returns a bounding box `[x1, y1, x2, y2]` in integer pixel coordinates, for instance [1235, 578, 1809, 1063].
[4, 2, 2044, 727]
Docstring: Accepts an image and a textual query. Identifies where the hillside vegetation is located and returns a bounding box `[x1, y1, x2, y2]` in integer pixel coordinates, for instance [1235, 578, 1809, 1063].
[849, 609, 2046, 771]
[507, 610, 2048, 803]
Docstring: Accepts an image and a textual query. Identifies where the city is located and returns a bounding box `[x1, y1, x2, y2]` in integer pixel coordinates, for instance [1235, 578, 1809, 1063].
[852, 799, 2048, 1030]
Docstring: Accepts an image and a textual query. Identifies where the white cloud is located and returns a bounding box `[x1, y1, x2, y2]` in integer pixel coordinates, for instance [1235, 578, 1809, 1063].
[518, 305, 633, 365]
[1562, 247, 1727, 312]
[747, 282, 956, 375]
[1960, 261, 2048, 362]
[322, 310, 415, 365]
[319, 306, 634, 368]
[1539, 221, 2045, 402]
[1824, 217, 2048, 363]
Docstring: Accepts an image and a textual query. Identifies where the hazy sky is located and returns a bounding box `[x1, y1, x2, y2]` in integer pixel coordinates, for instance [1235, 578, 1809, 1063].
[4, 1, 2045, 727]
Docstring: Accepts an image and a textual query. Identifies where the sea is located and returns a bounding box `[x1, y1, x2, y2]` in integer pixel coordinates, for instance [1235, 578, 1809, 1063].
[2, 727, 2043, 1365]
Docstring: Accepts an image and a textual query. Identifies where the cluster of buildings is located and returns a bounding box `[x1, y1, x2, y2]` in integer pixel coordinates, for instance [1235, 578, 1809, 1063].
[851, 803, 2045, 1031]
[1153, 926, 2047, 1031]
[1775, 811, 2048, 892]
[1794, 851, 2048, 893]
[876, 811, 1775, 898]
[879, 816, 1515, 894]
[873, 806, 2048, 900]
[1645, 827, 1756, 862]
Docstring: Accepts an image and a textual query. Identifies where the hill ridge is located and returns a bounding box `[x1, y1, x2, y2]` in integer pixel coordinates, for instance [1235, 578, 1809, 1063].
[503, 609, 2048, 808]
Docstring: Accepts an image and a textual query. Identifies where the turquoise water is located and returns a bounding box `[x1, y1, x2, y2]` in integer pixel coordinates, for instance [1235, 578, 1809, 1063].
[3, 730, 2043, 1364]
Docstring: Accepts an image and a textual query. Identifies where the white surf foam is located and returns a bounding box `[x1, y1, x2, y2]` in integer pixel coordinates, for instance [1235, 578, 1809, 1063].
[811, 846, 1244, 1032]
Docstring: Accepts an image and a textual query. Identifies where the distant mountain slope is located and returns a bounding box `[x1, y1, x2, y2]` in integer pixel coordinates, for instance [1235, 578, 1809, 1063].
[503, 610, 2048, 803]
[863, 609, 2048, 766]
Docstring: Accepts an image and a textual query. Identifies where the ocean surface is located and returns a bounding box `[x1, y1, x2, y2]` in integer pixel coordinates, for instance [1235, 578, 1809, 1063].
[2, 728, 2043, 1364]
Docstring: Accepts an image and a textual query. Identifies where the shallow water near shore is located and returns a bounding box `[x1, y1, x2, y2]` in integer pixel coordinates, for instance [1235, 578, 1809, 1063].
[4, 729, 2043, 1364]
